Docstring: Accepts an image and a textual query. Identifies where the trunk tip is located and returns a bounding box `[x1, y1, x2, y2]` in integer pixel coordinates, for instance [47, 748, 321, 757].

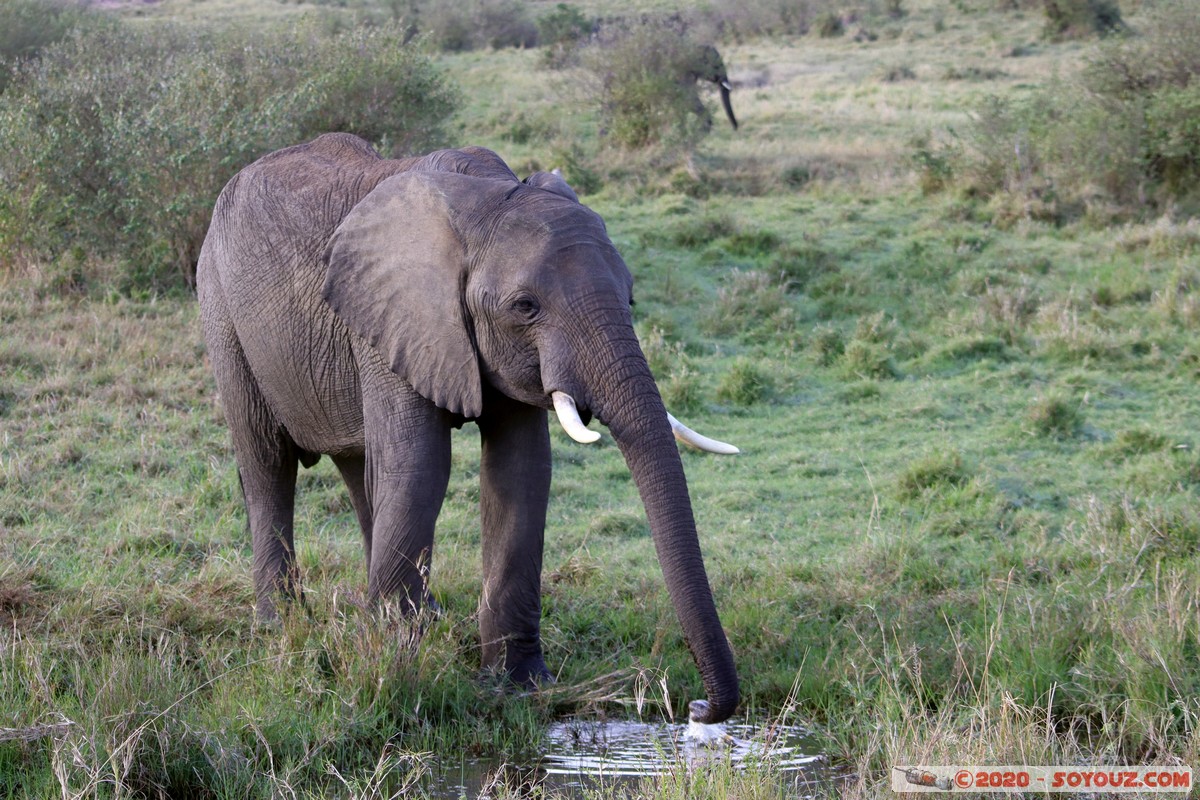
[689, 692, 737, 724]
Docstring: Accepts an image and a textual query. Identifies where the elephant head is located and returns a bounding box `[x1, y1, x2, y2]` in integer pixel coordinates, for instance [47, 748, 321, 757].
[320, 169, 739, 722]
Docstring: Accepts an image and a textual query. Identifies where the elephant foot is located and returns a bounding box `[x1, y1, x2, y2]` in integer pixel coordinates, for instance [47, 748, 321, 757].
[253, 589, 308, 631]
[424, 593, 443, 615]
[505, 655, 555, 689]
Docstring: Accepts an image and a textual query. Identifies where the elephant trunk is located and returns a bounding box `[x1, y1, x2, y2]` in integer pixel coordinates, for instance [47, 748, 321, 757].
[719, 81, 738, 130]
[585, 341, 739, 724]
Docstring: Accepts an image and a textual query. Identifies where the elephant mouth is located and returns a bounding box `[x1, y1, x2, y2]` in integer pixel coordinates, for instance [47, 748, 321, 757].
[550, 391, 739, 454]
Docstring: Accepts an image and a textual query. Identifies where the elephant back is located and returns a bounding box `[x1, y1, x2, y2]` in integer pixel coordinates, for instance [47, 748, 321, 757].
[412, 146, 520, 184]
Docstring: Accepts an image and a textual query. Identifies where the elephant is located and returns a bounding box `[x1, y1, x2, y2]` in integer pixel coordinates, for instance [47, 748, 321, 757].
[196, 132, 740, 723]
[688, 44, 738, 131]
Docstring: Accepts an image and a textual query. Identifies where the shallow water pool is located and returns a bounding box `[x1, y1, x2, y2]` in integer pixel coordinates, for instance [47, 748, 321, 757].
[425, 714, 832, 798]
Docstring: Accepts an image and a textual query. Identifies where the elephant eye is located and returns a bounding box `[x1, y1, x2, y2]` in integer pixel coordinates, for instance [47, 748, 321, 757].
[510, 295, 541, 321]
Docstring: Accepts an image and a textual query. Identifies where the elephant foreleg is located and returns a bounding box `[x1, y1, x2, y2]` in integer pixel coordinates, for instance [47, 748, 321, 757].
[360, 361, 452, 612]
[477, 390, 553, 685]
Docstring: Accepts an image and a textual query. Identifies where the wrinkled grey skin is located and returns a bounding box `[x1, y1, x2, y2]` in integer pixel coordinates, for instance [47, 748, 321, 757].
[688, 44, 738, 130]
[197, 133, 738, 723]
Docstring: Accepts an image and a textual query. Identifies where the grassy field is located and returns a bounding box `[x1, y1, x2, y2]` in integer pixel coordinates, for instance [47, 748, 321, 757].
[3, 1, 1200, 797]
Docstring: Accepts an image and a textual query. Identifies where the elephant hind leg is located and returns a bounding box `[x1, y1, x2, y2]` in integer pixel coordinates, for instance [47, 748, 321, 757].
[201, 275, 303, 620]
[333, 453, 373, 571]
[237, 445, 303, 619]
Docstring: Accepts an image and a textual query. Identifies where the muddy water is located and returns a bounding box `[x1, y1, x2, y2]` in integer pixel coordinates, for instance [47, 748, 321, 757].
[425, 715, 830, 798]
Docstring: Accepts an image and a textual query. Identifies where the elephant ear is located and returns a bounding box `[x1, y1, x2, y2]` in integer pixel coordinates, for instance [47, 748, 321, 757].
[323, 171, 483, 418]
[523, 170, 579, 203]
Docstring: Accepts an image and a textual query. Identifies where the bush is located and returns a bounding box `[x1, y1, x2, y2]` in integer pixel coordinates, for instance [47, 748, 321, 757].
[815, 12, 845, 38]
[1143, 84, 1200, 200]
[938, 0, 1200, 217]
[579, 19, 723, 150]
[419, 0, 539, 51]
[716, 359, 773, 406]
[0, 21, 457, 290]
[703, 270, 792, 337]
[1042, 0, 1124, 40]
[661, 361, 706, 414]
[0, 0, 92, 93]
[912, 134, 957, 195]
[641, 327, 705, 413]
[810, 326, 846, 366]
[537, 3, 594, 68]
[897, 451, 971, 500]
[690, 0, 820, 38]
[549, 140, 604, 196]
[295, 25, 458, 153]
[1027, 392, 1083, 439]
[840, 340, 899, 380]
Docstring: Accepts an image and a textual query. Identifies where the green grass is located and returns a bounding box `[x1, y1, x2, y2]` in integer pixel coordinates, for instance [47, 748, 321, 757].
[3, 1, 1200, 798]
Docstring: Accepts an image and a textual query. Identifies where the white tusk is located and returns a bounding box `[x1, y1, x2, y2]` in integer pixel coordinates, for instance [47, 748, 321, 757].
[668, 413, 740, 455]
[552, 391, 601, 444]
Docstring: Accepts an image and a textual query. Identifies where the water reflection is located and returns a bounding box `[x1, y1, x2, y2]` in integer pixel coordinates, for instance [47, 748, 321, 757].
[426, 715, 827, 798]
[543, 716, 824, 781]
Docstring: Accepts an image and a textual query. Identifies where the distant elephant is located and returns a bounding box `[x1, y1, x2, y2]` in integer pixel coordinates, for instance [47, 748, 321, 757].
[197, 133, 740, 722]
[688, 44, 738, 131]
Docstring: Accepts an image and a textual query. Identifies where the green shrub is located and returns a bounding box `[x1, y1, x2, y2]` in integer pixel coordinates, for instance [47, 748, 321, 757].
[782, 163, 812, 188]
[640, 326, 683, 379]
[640, 326, 706, 413]
[661, 362, 706, 414]
[0, 0, 95, 94]
[537, 3, 592, 45]
[840, 314, 901, 379]
[722, 229, 783, 258]
[580, 19, 723, 150]
[880, 64, 916, 82]
[911, 134, 957, 195]
[815, 12, 844, 38]
[670, 213, 737, 248]
[897, 450, 971, 500]
[1111, 428, 1172, 457]
[296, 27, 457, 153]
[1042, 0, 1124, 40]
[837, 380, 881, 402]
[0, 21, 457, 290]
[716, 358, 773, 406]
[1144, 83, 1200, 201]
[1027, 392, 1083, 439]
[840, 339, 899, 380]
[942, 0, 1200, 216]
[772, 239, 836, 288]
[953, 93, 1052, 200]
[853, 311, 897, 345]
[537, 3, 593, 68]
[974, 282, 1039, 345]
[810, 326, 846, 366]
[549, 141, 604, 196]
[691, 0, 820, 38]
[420, 0, 539, 51]
[703, 270, 791, 337]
